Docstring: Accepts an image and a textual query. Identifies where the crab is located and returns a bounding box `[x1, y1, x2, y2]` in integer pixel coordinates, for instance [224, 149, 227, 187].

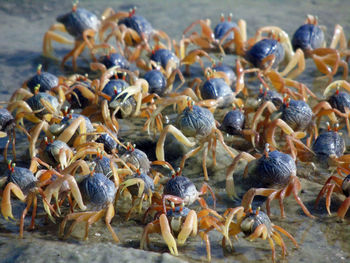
[43, 3, 111, 70]
[59, 171, 120, 243]
[0, 108, 16, 162]
[315, 173, 350, 219]
[160, 170, 217, 210]
[182, 13, 247, 55]
[7, 85, 62, 131]
[27, 110, 95, 158]
[322, 80, 350, 136]
[23, 64, 59, 93]
[0, 159, 85, 238]
[140, 201, 227, 261]
[291, 14, 348, 83]
[297, 123, 350, 175]
[155, 99, 237, 181]
[189, 67, 241, 108]
[226, 144, 314, 218]
[99, 7, 171, 62]
[118, 169, 156, 220]
[219, 105, 260, 146]
[251, 96, 337, 158]
[222, 206, 298, 263]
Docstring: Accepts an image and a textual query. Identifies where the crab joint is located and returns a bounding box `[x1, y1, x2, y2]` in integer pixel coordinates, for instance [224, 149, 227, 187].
[264, 143, 270, 158]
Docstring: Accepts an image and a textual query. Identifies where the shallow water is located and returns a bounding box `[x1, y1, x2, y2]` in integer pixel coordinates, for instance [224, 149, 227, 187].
[0, 0, 350, 262]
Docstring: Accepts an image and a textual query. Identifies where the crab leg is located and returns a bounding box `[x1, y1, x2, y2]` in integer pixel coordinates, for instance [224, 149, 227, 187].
[178, 210, 198, 244]
[60, 211, 96, 239]
[57, 116, 87, 146]
[43, 23, 73, 57]
[159, 213, 178, 255]
[105, 203, 120, 243]
[271, 230, 287, 259]
[140, 219, 161, 250]
[289, 176, 314, 218]
[315, 176, 343, 214]
[265, 118, 306, 149]
[324, 80, 350, 97]
[280, 49, 305, 79]
[226, 152, 255, 199]
[199, 231, 212, 261]
[338, 196, 350, 219]
[19, 193, 36, 238]
[121, 178, 145, 198]
[156, 124, 196, 161]
[273, 225, 298, 247]
[1, 182, 26, 220]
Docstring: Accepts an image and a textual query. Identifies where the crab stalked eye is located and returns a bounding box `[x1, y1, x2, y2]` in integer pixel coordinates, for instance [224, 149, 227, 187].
[7, 159, 12, 170]
[37, 64, 42, 75]
[255, 206, 260, 215]
[11, 162, 16, 172]
[264, 143, 270, 158]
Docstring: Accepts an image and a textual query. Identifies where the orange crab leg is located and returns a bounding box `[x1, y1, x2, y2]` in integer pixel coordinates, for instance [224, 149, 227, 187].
[226, 152, 255, 199]
[273, 224, 298, 247]
[199, 231, 212, 261]
[140, 219, 161, 250]
[338, 196, 350, 219]
[19, 193, 34, 238]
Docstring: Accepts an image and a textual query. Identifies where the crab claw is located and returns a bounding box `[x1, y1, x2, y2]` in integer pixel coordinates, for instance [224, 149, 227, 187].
[177, 209, 198, 245]
[1, 182, 26, 221]
[121, 178, 145, 198]
[160, 213, 178, 255]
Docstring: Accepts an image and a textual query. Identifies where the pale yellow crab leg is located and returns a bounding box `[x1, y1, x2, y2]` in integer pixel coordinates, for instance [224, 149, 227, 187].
[65, 175, 87, 211]
[330, 24, 348, 50]
[280, 49, 305, 79]
[159, 213, 178, 255]
[246, 224, 268, 241]
[43, 24, 74, 57]
[267, 236, 277, 263]
[1, 182, 26, 220]
[121, 178, 145, 198]
[62, 159, 90, 177]
[83, 210, 105, 240]
[313, 101, 338, 123]
[57, 116, 87, 145]
[223, 207, 244, 247]
[101, 100, 118, 134]
[198, 231, 212, 261]
[226, 152, 255, 199]
[323, 80, 350, 97]
[177, 210, 198, 245]
[156, 124, 196, 161]
[110, 158, 120, 189]
[7, 101, 33, 115]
